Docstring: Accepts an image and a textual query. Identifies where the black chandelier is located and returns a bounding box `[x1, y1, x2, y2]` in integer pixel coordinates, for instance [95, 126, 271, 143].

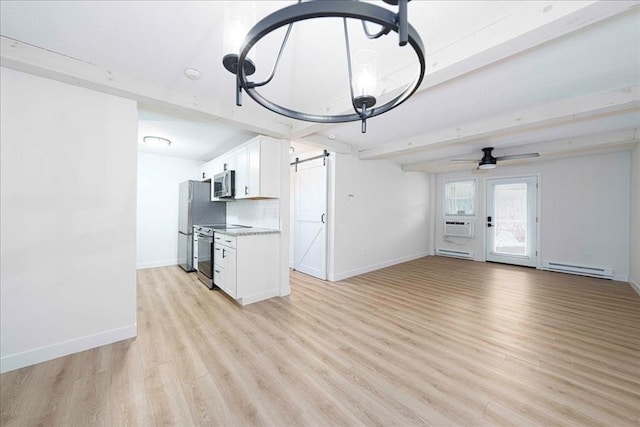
[222, 0, 425, 133]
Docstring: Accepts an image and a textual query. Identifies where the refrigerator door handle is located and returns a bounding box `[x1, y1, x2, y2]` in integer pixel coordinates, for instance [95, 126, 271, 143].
[188, 181, 194, 203]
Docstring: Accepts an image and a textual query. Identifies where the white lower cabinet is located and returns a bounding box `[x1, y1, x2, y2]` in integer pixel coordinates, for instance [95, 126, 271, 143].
[213, 232, 279, 305]
[214, 242, 236, 297]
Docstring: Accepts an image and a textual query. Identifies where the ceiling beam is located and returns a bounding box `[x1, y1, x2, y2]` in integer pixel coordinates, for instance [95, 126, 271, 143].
[401, 129, 640, 172]
[287, 1, 639, 140]
[359, 85, 640, 160]
[0, 36, 292, 138]
[415, 1, 639, 95]
[295, 134, 352, 154]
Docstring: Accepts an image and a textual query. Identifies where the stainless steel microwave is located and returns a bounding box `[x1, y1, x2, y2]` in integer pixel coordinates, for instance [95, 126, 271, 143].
[213, 170, 235, 198]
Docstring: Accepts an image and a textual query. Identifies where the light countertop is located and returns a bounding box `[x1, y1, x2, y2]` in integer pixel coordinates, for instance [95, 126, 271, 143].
[214, 228, 280, 237]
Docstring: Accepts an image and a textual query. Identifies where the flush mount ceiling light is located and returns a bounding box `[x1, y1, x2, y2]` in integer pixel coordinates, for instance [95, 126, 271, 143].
[222, 0, 425, 133]
[143, 136, 171, 147]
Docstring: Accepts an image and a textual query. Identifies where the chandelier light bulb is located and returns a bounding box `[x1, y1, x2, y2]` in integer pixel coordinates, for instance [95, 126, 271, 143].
[353, 49, 378, 97]
[223, 2, 256, 59]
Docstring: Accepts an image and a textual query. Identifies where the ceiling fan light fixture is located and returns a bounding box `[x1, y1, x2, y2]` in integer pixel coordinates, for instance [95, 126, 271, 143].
[452, 146, 540, 170]
[222, 0, 425, 134]
[478, 162, 497, 170]
[478, 146, 497, 169]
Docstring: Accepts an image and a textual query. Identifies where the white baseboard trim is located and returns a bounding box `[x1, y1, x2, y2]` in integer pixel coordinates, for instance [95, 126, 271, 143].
[279, 281, 291, 297]
[629, 276, 640, 297]
[136, 259, 177, 269]
[0, 323, 137, 374]
[239, 289, 280, 306]
[613, 273, 629, 282]
[330, 251, 429, 282]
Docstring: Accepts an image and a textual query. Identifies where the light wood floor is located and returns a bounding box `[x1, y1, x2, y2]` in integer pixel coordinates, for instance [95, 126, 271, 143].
[2, 256, 639, 426]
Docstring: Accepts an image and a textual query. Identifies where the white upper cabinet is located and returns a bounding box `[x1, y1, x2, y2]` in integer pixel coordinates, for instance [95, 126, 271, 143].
[234, 144, 249, 199]
[205, 135, 283, 200]
[220, 152, 235, 173]
[200, 158, 217, 181]
[247, 141, 261, 198]
[234, 136, 281, 199]
[202, 155, 231, 183]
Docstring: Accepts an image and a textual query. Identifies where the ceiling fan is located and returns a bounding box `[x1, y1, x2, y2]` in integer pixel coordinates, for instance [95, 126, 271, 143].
[451, 147, 540, 169]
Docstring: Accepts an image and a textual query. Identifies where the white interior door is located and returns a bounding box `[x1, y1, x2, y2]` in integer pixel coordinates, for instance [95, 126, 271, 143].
[486, 176, 538, 267]
[293, 157, 328, 280]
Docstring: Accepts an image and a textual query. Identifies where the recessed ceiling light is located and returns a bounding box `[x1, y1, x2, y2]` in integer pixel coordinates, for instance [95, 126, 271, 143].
[184, 68, 202, 80]
[143, 136, 171, 147]
[327, 134, 336, 140]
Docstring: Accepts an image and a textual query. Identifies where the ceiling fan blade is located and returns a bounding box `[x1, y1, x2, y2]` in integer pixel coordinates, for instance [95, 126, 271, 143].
[495, 152, 539, 161]
[450, 158, 478, 162]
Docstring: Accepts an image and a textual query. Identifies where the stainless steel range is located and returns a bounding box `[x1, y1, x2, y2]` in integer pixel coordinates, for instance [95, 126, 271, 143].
[195, 224, 250, 289]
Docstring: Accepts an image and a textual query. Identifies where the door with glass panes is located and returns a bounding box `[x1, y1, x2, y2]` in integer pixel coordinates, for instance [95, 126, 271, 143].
[486, 176, 538, 267]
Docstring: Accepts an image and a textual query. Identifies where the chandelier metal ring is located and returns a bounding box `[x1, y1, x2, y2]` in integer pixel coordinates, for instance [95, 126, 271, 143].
[235, 0, 426, 124]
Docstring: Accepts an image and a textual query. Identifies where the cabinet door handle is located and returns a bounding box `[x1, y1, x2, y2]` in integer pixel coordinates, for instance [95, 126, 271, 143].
[245, 186, 248, 195]
[202, 172, 205, 179]
[225, 240, 232, 243]
[215, 269, 220, 273]
[321, 213, 326, 224]
[222, 248, 226, 259]
[215, 248, 221, 251]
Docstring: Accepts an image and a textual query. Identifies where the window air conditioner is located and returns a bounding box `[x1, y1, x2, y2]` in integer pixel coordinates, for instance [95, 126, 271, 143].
[444, 221, 474, 238]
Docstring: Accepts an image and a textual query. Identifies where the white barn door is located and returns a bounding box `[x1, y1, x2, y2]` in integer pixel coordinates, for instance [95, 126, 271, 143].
[293, 157, 328, 280]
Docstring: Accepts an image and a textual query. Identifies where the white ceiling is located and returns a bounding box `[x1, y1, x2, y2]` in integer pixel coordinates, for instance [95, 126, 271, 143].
[137, 109, 255, 161]
[1, 1, 639, 169]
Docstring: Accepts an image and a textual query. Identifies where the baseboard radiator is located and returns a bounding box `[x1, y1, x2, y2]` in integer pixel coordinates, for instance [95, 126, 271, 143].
[435, 249, 474, 260]
[541, 261, 613, 279]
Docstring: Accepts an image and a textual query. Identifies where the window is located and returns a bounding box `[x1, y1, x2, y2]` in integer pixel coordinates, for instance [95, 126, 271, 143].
[444, 179, 475, 216]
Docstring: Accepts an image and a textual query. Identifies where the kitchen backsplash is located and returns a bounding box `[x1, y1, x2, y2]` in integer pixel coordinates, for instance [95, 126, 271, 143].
[226, 199, 280, 230]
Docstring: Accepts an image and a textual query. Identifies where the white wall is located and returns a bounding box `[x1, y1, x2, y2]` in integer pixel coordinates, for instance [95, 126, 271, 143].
[226, 199, 280, 230]
[330, 154, 430, 281]
[0, 67, 138, 372]
[137, 152, 203, 269]
[434, 151, 631, 281]
[629, 143, 640, 293]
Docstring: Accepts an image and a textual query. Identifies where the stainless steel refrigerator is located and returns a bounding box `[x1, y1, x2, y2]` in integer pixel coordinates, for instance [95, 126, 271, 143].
[178, 180, 226, 272]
